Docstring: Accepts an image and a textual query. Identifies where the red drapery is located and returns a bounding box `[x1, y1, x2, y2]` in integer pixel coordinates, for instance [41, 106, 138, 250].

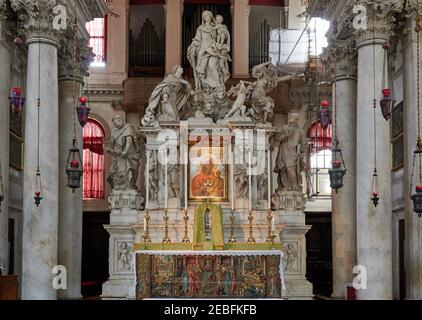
[83, 119, 105, 199]
[86, 18, 107, 64]
[308, 121, 332, 153]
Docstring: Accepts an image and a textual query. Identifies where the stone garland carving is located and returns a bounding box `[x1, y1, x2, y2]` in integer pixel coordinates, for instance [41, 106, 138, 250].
[107, 115, 141, 191]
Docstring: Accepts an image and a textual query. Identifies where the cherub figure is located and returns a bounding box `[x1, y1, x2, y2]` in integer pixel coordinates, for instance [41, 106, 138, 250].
[225, 81, 253, 119]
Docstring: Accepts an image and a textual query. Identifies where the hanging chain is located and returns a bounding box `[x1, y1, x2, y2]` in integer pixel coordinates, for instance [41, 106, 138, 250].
[72, 14, 78, 146]
[372, 5, 378, 171]
[416, 0, 422, 185]
[37, 19, 41, 176]
[333, 44, 338, 144]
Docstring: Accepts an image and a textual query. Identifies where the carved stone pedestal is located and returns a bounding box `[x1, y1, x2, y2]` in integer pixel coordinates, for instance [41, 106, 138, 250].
[102, 190, 144, 300]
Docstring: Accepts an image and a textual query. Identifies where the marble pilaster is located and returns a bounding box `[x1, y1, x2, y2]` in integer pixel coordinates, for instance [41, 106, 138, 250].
[165, 0, 183, 73]
[232, 0, 250, 78]
[402, 18, 422, 300]
[0, 8, 12, 272]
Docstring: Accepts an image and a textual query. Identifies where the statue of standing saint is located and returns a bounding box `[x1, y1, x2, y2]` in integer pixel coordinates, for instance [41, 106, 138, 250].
[107, 115, 141, 191]
[273, 113, 307, 192]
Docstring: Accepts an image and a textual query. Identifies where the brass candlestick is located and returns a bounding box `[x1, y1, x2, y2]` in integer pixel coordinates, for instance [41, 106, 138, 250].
[247, 209, 256, 243]
[228, 209, 236, 243]
[266, 209, 275, 244]
[182, 208, 190, 243]
[162, 209, 171, 243]
[143, 210, 152, 244]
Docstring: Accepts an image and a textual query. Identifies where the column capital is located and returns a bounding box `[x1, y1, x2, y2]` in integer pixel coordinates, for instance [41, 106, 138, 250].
[351, 0, 402, 46]
[11, 0, 65, 43]
[58, 32, 94, 80]
[325, 39, 358, 80]
[0, 0, 17, 41]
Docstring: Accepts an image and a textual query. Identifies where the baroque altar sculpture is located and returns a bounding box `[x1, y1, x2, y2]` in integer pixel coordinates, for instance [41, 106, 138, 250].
[107, 115, 141, 191]
[104, 10, 313, 300]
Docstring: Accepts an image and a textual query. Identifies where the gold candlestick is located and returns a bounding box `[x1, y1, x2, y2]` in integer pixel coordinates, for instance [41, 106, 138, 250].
[182, 208, 190, 243]
[143, 210, 152, 244]
[228, 209, 236, 243]
[247, 209, 256, 243]
[266, 209, 275, 244]
[162, 209, 171, 243]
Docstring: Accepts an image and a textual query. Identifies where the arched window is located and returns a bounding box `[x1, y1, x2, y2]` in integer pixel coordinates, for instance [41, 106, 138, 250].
[307, 121, 332, 197]
[83, 119, 105, 199]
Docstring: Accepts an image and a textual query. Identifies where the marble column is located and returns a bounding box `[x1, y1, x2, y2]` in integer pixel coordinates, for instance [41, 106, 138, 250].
[354, 5, 398, 299]
[0, 22, 11, 273]
[165, 0, 183, 73]
[21, 35, 60, 300]
[56, 37, 92, 299]
[331, 43, 357, 299]
[17, 0, 63, 299]
[403, 19, 422, 300]
[232, 0, 250, 78]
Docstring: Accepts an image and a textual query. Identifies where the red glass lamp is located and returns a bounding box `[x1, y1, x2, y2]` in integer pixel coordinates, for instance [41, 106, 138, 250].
[9, 87, 25, 114]
[76, 97, 91, 127]
[380, 88, 395, 121]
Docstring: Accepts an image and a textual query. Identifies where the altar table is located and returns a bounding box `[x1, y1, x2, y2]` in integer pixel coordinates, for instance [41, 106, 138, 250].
[135, 250, 285, 299]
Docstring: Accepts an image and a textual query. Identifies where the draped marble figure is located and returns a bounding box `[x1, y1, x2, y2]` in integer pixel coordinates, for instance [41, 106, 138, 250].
[107, 115, 141, 190]
[141, 65, 192, 126]
[188, 11, 231, 91]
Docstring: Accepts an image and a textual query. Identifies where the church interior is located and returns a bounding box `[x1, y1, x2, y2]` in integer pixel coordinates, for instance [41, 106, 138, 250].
[0, 0, 422, 301]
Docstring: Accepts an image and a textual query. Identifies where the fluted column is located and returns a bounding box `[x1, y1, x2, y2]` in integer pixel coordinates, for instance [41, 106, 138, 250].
[330, 42, 357, 299]
[0, 2, 12, 272]
[232, 0, 250, 78]
[165, 0, 183, 73]
[15, 0, 63, 300]
[354, 1, 400, 300]
[56, 35, 93, 299]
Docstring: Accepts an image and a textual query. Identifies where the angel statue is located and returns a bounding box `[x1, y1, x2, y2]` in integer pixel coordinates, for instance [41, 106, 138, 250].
[247, 59, 280, 124]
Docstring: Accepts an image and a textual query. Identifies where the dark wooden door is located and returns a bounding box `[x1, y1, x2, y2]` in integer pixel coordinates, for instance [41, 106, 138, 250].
[305, 212, 333, 297]
[81, 213, 110, 298]
[399, 219, 406, 300]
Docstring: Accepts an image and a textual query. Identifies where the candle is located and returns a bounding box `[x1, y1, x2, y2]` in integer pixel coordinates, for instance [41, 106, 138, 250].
[231, 142, 235, 211]
[165, 155, 168, 210]
[144, 217, 147, 233]
[267, 150, 271, 210]
[185, 147, 188, 210]
[272, 216, 275, 233]
[248, 147, 252, 211]
[145, 150, 150, 210]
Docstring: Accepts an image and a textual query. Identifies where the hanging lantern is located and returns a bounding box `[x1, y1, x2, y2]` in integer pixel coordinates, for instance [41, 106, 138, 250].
[380, 88, 395, 121]
[34, 172, 43, 207]
[410, 140, 422, 217]
[329, 141, 347, 193]
[319, 101, 331, 130]
[9, 87, 25, 114]
[76, 97, 91, 127]
[411, 186, 422, 218]
[66, 142, 83, 192]
[371, 169, 380, 207]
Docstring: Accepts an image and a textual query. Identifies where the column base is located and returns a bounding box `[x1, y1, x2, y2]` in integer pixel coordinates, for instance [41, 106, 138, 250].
[102, 278, 136, 300]
[282, 278, 314, 300]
